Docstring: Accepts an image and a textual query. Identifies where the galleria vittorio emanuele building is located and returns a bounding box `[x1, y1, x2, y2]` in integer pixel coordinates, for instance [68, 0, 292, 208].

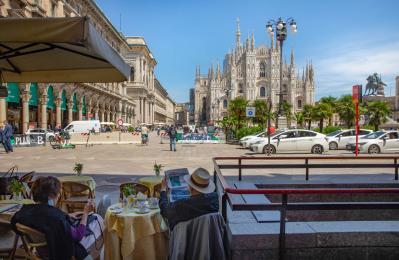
[194, 19, 315, 125]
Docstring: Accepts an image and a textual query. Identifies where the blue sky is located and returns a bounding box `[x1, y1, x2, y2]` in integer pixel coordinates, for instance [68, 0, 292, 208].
[96, 0, 399, 103]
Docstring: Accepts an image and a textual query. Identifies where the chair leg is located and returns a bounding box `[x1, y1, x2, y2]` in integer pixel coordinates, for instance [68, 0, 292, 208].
[9, 234, 19, 260]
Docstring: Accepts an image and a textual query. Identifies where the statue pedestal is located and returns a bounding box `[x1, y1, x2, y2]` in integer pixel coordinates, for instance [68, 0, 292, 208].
[363, 95, 386, 102]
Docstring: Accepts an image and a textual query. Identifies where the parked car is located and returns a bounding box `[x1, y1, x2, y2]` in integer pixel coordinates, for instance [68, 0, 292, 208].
[240, 131, 267, 148]
[346, 131, 399, 154]
[326, 129, 373, 150]
[25, 128, 55, 141]
[249, 129, 328, 154]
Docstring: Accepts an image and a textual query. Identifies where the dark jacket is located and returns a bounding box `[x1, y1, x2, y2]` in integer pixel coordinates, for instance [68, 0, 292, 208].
[0, 128, 3, 143]
[11, 204, 87, 260]
[160, 191, 219, 230]
[168, 128, 177, 139]
[4, 124, 12, 138]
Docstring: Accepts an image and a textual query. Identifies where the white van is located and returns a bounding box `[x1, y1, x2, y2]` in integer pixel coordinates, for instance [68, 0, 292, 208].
[64, 120, 100, 134]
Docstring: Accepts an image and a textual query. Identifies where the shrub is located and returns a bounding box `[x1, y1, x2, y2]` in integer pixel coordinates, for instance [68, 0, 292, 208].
[322, 125, 341, 134]
[128, 126, 135, 132]
[235, 125, 263, 140]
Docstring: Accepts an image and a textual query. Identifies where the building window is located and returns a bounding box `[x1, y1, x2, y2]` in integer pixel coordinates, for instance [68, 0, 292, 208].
[260, 86, 266, 97]
[130, 67, 135, 82]
[259, 62, 266, 78]
[297, 99, 302, 109]
[238, 84, 243, 94]
[223, 99, 227, 108]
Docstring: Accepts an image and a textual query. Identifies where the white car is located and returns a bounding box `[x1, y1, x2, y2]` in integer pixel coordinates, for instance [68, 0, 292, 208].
[240, 131, 266, 148]
[326, 129, 373, 150]
[25, 128, 55, 141]
[250, 129, 328, 154]
[346, 131, 399, 154]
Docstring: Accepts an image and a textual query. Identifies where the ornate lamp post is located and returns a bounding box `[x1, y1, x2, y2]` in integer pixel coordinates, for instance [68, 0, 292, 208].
[266, 17, 297, 129]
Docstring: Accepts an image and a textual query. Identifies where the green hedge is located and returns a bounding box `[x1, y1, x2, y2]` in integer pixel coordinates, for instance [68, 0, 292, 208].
[235, 126, 263, 140]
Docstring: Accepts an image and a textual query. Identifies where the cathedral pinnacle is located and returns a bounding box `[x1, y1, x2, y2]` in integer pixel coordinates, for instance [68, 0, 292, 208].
[251, 32, 255, 50]
[246, 33, 250, 50]
[290, 49, 295, 66]
[216, 62, 222, 80]
[236, 18, 241, 48]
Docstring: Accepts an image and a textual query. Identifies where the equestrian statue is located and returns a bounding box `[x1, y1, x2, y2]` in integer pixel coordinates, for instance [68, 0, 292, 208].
[364, 73, 386, 96]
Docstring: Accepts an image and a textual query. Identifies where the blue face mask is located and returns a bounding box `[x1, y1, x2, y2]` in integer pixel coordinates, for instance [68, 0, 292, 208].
[48, 199, 55, 206]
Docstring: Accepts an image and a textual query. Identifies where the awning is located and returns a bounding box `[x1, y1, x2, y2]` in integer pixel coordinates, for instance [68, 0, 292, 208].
[61, 90, 67, 110]
[72, 92, 77, 112]
[82, 96, 87, 115]
[6, 83, 19, 103]
[0, 17, 131, 83]
[29, 83, 38, 106]
[47, 85, 55, 109]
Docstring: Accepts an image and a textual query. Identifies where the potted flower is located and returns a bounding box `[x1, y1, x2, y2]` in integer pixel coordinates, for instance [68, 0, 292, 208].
[73, 163, 83, 176]
[153, 161, 164, 177]
[10, 179, 24, 201]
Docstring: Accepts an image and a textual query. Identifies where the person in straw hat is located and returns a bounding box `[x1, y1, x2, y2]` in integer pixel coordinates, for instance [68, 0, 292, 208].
[159, 167, 219, 230]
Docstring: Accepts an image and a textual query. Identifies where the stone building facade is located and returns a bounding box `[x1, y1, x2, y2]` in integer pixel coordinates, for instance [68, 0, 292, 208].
[194, 19, 315, 125]
[154, 79, 175, 125]
[0, 0, 174, 132]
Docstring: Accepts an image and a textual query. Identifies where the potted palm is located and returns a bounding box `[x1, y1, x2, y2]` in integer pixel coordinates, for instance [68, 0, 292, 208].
[122, 184, 136, 198]
[153, 161, 164, 177]
[73, 163, 83, 176]
[10, 179, 24, 201]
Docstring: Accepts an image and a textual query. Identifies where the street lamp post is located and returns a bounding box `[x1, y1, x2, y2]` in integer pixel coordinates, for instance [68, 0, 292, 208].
[266, 17, 297, 129]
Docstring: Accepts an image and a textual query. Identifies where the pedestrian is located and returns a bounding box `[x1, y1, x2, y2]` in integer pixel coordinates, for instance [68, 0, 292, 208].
[3, 120, 13, 153]
[157, 127, 160, 136]
[167, 126, 177, 152]
[141, 125, 149, 145]
[0, 122, 4, 152]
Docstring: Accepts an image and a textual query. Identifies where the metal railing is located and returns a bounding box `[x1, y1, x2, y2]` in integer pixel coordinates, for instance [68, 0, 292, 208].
[214, 156, 399, 181]
[213, 156, 399, 260]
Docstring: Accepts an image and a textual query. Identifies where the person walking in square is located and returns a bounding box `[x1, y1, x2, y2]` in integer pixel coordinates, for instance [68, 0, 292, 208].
[0, 122, 5, 153]
[3, 121, 13, 153]
[167, 126, 177, 152]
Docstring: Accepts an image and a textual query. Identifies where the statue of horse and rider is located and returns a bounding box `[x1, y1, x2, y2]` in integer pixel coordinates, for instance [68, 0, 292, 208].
[364, 73, 386, 96]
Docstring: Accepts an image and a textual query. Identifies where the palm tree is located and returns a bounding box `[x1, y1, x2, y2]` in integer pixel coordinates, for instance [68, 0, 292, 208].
[365, 101, 391, 131]
[336, 95, 356, 128]
[319, 96, 337, 126]
[311, 103, 332, 133]
[302, 104, 313, 130]
[295, 112, 305, 128]
[282, 101, 293, 128]
[253, 100, 271, 131]
[228, 97, 249, 134]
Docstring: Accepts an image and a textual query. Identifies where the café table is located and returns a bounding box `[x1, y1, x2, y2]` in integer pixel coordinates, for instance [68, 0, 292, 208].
[139, 176, 163, 195]
[58, 175, 97, 192]
[0, 199, 35, 221]
[104, 203, 168, 260]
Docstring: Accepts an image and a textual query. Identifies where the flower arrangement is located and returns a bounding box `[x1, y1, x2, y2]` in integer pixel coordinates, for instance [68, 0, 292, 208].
[10, 179, 24, 199]
[122, 184, 136, 198]
[73, 163, 83, 176]
[153, 161, 164, 177]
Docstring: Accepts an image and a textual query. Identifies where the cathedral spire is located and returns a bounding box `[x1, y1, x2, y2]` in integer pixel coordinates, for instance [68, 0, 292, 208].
[270, 34, 274, 50]
[216, 62, 222, 80]
[290, 49, 295, 66]
[251, 32, 255, 51]
[235, 18, 241, 49]
[210, 64, 215, 80]
[245, 32, 250, 50]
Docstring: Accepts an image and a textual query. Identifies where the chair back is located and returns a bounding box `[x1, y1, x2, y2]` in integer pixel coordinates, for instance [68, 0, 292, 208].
[119, 182, 150, 200]
[153, 183, 162, 198]
[15, 223, 47, 260]
[60, 182, 94, 213]
[19, 171, 35, 183]
[169, 213, 229, 260]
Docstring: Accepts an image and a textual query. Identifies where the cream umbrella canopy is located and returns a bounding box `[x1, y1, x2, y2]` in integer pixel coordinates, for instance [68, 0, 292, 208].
[0, 17, 131, 84]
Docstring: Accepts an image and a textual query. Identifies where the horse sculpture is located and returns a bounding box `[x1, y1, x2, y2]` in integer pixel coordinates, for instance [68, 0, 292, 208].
[364, 73, 386, 96]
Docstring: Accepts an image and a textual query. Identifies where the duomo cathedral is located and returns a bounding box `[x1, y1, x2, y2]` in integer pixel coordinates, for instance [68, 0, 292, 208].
[193, 19, 315, 125]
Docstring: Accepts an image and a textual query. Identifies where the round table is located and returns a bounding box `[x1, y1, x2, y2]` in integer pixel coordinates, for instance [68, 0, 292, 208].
[139, 176, 163, 195]
[104, 203, 168, 260]
[58, 175, 96, 191]
[0, 199, 35, 221]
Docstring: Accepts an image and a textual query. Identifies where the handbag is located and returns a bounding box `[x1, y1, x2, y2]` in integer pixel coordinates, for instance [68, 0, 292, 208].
[0, 165, 19, 195]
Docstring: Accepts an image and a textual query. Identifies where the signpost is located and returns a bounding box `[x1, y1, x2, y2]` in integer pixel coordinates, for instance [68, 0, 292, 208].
[117, 118, 123, 142]
[246, 107, 255, 118]
[352, 85, 362, 156]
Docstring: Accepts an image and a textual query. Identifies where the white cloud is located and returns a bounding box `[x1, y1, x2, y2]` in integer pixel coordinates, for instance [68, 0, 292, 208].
[313, 41, 399, 99]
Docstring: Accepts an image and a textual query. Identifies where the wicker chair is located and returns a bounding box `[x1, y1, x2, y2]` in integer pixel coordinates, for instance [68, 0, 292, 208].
[0, 220, 21, 259]
[15, 223, 47, 260]
[152, 183, 162, 198]
[60, 182, 94, 213]
[119, 182, 150, 200]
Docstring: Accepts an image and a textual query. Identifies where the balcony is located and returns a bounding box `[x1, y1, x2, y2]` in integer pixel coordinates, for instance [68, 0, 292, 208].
[29, 1, 46, 17]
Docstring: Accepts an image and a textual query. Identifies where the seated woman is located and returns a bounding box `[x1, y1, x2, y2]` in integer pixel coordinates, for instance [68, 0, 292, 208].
[11, 176, 103, 260]
[159, 168, 219, 230]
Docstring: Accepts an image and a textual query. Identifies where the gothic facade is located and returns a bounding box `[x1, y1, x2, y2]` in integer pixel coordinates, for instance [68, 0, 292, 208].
[194, 19, 315, 125]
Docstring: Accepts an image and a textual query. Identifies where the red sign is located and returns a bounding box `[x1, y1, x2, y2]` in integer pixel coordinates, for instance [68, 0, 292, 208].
[352, 85, 362, 104]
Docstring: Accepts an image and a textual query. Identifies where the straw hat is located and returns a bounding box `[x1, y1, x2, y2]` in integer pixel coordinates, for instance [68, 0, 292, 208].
[183, 168, 215, 194]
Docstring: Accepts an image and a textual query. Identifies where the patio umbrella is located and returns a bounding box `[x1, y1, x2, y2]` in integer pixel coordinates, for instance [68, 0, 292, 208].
[0, 17, 131, 83]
